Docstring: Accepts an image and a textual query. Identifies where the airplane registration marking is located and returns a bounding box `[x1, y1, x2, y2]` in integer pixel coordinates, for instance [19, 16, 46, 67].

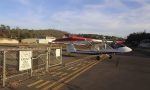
[27, 80, 43, 87]
[36, 81, 51, 88]
[41, 61, 97, 90]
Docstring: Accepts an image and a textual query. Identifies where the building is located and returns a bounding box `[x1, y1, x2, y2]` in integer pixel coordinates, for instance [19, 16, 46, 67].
[45, 36, 56, 43]
[139, 39, 150, 48]
[21, 38, 37, 44]
[0, 38, 19, 44]
[21, 36, 56, 44]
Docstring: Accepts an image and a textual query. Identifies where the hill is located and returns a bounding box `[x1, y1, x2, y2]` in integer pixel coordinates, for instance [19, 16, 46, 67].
[0, 24, 124, 41]
[0, 24, 68, 39]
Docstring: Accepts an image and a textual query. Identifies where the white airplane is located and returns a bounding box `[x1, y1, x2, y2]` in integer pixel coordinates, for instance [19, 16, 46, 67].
[54, 35, 132, 60]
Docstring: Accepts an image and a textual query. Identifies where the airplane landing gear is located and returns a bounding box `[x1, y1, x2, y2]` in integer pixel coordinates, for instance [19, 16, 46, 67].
[96, 56, 100, 60]
[109, 55, 112, 59]
[96, 54, 112, 60]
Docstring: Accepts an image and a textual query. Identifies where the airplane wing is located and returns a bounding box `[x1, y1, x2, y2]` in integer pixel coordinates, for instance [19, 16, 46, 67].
[54, 35, 132, 54]
[54, 36, 92, 42]
[53, 35, 132, 60]
[75, 47, 132, 55]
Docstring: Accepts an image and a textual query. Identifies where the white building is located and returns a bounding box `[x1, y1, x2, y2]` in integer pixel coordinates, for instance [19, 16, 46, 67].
[46, 37, 56, 43]
[21, 38, 37, 44]
[21, 36, 56, 44]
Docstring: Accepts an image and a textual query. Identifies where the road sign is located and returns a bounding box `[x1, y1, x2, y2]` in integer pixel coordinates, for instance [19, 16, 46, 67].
[56, 49, 60, 57]
[19, 51, 32, 71]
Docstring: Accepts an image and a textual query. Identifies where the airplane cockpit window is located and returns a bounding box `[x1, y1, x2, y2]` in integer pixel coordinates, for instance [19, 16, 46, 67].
[111, 43, 125, 48]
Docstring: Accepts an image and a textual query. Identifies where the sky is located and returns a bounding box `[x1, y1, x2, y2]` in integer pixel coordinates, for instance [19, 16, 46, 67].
[0, 0, 150, 37]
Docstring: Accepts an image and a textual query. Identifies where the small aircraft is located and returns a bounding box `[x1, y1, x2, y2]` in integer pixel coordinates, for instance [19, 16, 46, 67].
[54, 35, 132, 60]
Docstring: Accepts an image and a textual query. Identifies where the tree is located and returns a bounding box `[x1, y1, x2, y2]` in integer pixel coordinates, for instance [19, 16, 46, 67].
[125, 31, 150, 47]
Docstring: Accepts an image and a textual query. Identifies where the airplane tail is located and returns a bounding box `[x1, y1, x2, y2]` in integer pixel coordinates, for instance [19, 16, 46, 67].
[66, 44, 76, 53]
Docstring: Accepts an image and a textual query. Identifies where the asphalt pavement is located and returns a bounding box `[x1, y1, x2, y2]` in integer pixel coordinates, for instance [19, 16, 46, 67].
[1, 50, 150, 90]
[60, 51, 150, 90]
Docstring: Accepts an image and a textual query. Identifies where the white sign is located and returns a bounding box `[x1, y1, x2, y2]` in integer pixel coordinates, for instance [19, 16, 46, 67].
[56, 49, 61, 57]
[19, 51, 32, 71]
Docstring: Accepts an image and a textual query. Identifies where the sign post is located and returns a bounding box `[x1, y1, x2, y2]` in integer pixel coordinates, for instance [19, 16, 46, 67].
[2, 51, 6, 87]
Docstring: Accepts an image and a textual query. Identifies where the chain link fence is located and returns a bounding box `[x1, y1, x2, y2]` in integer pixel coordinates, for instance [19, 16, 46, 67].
[0, 46, 62, 87]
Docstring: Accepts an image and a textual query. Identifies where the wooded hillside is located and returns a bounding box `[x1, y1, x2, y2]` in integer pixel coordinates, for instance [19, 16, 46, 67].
[0, 24, 68, 39]
[0, 24, 125, 41]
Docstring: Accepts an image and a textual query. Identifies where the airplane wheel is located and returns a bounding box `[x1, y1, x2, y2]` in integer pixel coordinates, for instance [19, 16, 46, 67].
[96, 56, 100, 60]
[109, 55, 112, 59]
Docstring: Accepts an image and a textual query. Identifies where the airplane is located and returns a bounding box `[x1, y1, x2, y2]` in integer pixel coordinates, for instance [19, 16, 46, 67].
[54, 35, 132, 60]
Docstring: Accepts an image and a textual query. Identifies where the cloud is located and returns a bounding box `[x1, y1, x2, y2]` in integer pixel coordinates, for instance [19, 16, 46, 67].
[1, 0, 150, 37]
[48, 0, 150, 37]
[16, 0, 31, 5]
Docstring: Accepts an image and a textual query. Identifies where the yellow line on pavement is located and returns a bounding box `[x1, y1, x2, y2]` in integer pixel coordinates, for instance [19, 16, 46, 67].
[41, 61, 97, 90]
[65, 56, 94, 66]
[77, 63, 81, 66]
[52, 56, 94, 72]
[66, 67, 74, 70]
[61, 73, 68, 76]
[36, 81, 51, 88]
[50, 72, 57, 74]
[72, 67, 78, 71]
[52, 72, 63, 77]
[58, 73, 68, 78]
[27, 80, 43, 87]
[52, 61, 99, 90]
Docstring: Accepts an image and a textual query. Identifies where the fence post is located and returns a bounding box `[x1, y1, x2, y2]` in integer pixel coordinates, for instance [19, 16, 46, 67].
[60, 47, 62, 64]
[46, 48, 49, 72]
[31, 53, 33, 77]
[2, 51, 6, 87]
[48, 48, 51, 67]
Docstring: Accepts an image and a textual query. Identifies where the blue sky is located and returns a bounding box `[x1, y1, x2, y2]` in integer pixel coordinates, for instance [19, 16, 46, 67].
[0, 0, 150, 37]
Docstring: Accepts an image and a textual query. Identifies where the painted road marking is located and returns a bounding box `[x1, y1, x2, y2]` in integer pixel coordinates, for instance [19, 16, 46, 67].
[52, 72, 63, 77]
[51, 56, 95, 72]
[77, 63, 81, 66]
[50, 72, 57, 74]
[81, 64, 87, 67]
[58, 73, 68, 78]
[66, 67, 74, 70]
[52, 61, 99, 90]
[72, 67, 78, 71]
[65, 56, 94, 66]
[41, 61, 97, 90]
[36, 81, 51, 88]
[27, 80, 44, 87]
[61, 73, 68, 76]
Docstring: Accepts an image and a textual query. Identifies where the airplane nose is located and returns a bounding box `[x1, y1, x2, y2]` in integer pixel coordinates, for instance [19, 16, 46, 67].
[126, 47, 132, 52]
[118, 46, 132, 52]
